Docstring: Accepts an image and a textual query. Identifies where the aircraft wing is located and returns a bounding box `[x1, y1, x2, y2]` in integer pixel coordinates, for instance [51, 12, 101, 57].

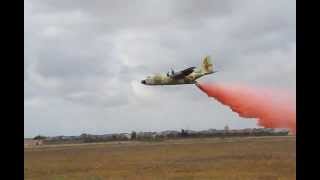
[170, 67, 196, 79]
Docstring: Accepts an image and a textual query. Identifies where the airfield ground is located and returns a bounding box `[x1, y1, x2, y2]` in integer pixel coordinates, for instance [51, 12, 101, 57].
[24, 136, 295, 180]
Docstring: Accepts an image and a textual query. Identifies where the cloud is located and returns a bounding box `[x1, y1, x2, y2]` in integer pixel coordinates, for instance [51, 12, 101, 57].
[24, 0, 295, 137]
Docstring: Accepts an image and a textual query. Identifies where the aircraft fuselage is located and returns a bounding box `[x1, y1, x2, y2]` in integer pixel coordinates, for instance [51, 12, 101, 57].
[141, 70, 213, 85]
[141, 56, 215, 86]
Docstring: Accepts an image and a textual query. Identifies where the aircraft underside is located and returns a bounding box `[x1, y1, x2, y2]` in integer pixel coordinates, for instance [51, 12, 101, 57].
[153, 81, 196, 85]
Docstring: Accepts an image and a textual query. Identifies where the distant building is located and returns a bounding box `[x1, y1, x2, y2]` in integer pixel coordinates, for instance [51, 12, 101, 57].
[24, 139, 43, 148]
[136, 132, 157, 140]
[119, 133, 131, 140]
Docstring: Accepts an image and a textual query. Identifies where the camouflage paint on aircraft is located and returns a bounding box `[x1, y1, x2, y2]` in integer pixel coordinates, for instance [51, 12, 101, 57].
[141, 56, 216, 85]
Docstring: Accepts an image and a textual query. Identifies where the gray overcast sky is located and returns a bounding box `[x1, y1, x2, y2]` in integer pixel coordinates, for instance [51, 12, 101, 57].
[24, 0, 296, 138]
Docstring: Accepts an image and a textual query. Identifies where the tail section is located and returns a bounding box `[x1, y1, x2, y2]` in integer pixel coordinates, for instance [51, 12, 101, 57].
[200, 56, 214, 74]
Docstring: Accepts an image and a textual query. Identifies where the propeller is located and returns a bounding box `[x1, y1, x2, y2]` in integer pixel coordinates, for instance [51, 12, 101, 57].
[170, 68, 174, 75]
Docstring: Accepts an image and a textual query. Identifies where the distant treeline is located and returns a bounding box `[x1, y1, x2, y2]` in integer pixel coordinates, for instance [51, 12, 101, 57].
[34, 128, 290, 145]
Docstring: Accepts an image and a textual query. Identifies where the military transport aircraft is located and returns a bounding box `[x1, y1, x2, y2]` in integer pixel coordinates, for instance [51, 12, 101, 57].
[141, 56, 217, 85]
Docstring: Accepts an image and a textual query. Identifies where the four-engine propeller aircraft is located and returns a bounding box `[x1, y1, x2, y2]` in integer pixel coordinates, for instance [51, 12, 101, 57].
[141, 56, 216, 85]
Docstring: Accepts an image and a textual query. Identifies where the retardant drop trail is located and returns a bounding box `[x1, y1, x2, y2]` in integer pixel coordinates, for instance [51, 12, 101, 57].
[196, 82, 296, 134]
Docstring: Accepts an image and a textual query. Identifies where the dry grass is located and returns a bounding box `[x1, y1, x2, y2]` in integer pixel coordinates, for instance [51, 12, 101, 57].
[24, 136, 295, 180]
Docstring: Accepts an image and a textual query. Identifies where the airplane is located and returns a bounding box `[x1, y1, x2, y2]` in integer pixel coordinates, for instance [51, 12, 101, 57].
[141, 56, 217, 85]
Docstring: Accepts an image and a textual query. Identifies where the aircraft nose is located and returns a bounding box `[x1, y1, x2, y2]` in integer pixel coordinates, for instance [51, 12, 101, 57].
[141, 80, 146, 84]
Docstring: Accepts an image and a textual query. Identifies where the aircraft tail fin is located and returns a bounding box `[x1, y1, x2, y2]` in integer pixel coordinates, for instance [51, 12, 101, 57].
[200, 56, 214, 74]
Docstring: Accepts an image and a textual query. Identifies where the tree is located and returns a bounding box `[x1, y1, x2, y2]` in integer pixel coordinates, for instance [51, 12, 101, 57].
[33, 135, 46, 140]
[181, 129, 187, 137]
[131, 131, 137, 140]
[224, 125, 229, 132]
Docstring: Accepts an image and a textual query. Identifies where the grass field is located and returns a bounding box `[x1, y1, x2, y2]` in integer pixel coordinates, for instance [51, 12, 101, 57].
[24, 136, 296, 180]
